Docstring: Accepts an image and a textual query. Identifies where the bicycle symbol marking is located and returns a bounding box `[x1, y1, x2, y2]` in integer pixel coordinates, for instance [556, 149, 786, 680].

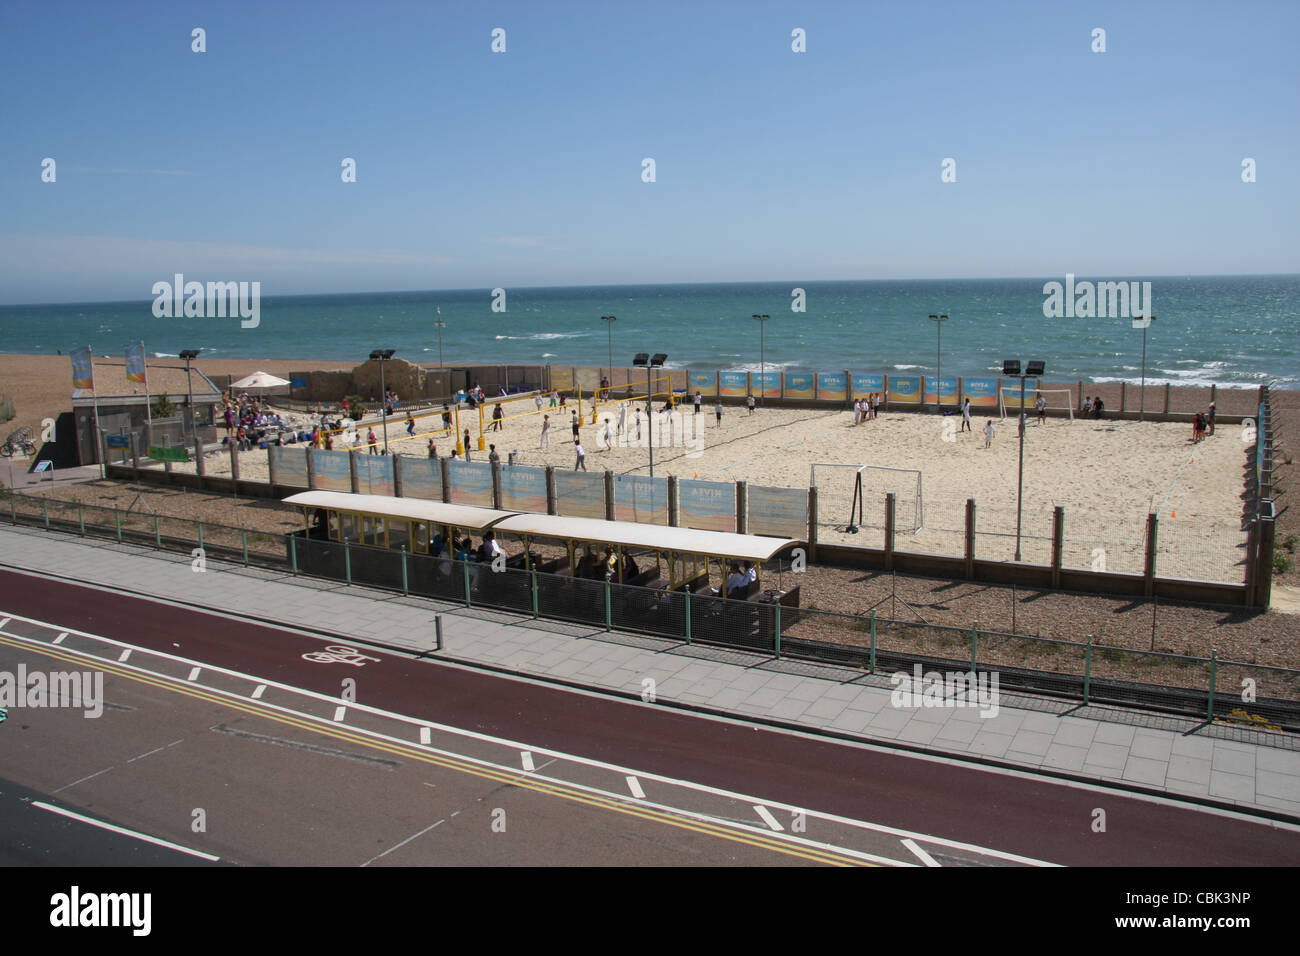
[301, 646, 381, 667]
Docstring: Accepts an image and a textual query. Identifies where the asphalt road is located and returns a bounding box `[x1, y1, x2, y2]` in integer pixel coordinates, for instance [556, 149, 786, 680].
[0, 567, 1296, 866]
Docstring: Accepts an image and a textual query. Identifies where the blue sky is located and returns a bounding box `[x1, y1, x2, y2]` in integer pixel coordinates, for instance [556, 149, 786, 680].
[1, 0, 1296, 304]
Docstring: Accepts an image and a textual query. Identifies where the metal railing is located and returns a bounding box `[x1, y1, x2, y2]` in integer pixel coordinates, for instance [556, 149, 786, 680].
[4, 486, 1297, 730]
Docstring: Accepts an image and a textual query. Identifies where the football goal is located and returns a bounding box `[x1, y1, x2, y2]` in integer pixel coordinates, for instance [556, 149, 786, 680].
[999, 387, 1074, 421]
[810, 463, 923, 535]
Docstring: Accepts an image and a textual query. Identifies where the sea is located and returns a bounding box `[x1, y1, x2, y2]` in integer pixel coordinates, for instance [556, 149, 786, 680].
[1, 275, 1297, 389]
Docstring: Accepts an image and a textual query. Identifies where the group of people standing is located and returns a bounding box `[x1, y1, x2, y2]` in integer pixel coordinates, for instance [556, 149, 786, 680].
[1193, 403, 1216, 442]
[851, 394, 882, 424]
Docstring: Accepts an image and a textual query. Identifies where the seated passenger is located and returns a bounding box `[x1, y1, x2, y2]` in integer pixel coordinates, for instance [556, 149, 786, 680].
[725, 563, 749, 600]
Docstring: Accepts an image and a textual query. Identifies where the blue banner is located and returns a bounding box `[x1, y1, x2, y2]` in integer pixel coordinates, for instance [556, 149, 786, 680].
[689, 371, 716, 396]
[719, 371, 748, 397]
[851, 374, 883, 399]
[754, 371, 780, 397]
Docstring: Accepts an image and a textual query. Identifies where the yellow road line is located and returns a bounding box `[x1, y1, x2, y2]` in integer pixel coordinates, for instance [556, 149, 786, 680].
[0, 633, 871, 866]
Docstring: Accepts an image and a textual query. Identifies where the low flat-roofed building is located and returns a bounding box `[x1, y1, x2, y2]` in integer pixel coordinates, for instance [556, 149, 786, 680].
[72, 361, 222, 465]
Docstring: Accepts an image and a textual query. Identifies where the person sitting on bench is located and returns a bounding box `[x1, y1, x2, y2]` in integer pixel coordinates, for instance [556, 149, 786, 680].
[725, 563, 749, 600]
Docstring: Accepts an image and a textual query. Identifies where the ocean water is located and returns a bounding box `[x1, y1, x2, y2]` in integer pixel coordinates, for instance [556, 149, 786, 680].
[1, 276, 1296, 388]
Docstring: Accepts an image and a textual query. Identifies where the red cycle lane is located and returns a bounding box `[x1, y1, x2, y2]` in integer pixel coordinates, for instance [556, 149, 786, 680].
[0, 567, 1295, 866]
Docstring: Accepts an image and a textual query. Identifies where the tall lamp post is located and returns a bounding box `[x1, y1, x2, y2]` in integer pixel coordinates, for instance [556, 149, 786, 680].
[633, 352, 667, 477]
[1004, 358, 1045, 562]
[434, 308, 445, 369]
[929, 314, 948, 412]
[751, 314, 770, 406]
[1134, 314, 1155, 422]
[370, 349, 396, 454]
[179, 349, 201, 446]
[601, 315, 617, 396]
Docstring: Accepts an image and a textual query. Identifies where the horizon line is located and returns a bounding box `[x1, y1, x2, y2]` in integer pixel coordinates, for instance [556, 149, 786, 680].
[2, 271, 1297, 310]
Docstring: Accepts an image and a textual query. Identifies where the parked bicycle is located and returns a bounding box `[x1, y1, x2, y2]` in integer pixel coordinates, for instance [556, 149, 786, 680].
[1, 425, 36, 458]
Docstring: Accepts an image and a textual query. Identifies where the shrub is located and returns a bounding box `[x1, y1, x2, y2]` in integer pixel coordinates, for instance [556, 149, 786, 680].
[151, 394, 174, 418]
[1273, 551, 1294, 575]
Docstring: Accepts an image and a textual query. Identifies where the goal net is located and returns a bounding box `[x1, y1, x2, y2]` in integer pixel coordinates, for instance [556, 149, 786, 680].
[999, 387, 1074, 421]
[810, 463, 923, 535]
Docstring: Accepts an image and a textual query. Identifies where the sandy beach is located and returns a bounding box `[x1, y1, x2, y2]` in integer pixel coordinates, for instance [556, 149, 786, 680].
[146, 391, 1248, 580]
[0, 352, 1279, 583]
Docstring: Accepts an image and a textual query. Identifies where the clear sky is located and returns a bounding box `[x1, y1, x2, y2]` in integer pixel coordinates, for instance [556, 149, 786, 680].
[1, 0, 1296, 304]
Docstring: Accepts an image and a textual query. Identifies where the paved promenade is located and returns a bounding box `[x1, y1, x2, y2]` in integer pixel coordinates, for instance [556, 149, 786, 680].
[0, 523, 1296, 823]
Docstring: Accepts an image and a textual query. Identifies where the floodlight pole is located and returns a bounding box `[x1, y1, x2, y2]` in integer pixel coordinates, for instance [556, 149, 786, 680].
[179, 349, 201, 450]
[371, 349, 395, 454]
[435, 309, 445, 369]
[752, 314, 769, 406]
[1016, 374, 1026, 562]
[643, 364, 655, 478]
[379, 359, 388, 454]
[1138, 315, 1155, 422]
[930, 314, 947, 413]
[601, 316, 617, 396]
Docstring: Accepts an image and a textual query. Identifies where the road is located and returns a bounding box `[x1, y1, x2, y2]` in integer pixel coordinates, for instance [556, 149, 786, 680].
[0, 567, 1296, 866]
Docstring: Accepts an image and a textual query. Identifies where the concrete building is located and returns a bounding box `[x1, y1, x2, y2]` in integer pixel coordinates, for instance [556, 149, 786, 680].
[72, 361, 222, 466]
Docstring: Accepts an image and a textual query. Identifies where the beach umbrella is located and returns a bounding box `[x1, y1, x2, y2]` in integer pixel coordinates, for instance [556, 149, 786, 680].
[230, 371, 291, 391]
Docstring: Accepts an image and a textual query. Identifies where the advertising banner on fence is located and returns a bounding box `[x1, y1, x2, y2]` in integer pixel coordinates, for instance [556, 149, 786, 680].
[357, 455, 395, 497]
[816, 372, 847, 401]
[69, 346, 94, 390]
[397, 457, 442, 500]
[269, 446, 309, 487]
[446, 459, 492, 506]
[719, 371, 748, 398]
[754, 371, 780, 399]
[689, 371, 717, 397]
[962, 377, 999, 407]
[124, 342, 148, 386]
[783, 372, 814, 400]
[923, 376, 959, 406]
[851, 374, 883, 399]
[678, 479, 736, 532]
[147, 445, 188, 463]
[500, 465, 547, 513]
[310, 449, 352, 491]
[613, 474, 668, 524]
[746, 485, 808, 539]
[888, 376, 921, 404]
[555, 470, 606, 519]
[1000, 378, 1037, 409]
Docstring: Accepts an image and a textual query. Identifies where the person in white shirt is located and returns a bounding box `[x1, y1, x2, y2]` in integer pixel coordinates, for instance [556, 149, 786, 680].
[602, 417, 614, 450]
[961, 397, 972, 432]
[983, 420, 994, 449]
[540, 414, 550, 449]
[574, 441, 587, 470]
